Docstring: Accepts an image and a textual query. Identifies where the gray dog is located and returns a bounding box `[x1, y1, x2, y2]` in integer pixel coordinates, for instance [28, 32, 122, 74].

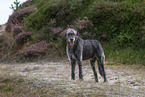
[65, 28, 107, 82]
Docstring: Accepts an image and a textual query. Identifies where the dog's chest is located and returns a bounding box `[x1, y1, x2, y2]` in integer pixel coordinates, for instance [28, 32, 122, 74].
[66, 46, 77, 60]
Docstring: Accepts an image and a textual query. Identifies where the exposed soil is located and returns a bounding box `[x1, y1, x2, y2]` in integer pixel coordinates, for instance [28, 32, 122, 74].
[0, 59, 145, 96]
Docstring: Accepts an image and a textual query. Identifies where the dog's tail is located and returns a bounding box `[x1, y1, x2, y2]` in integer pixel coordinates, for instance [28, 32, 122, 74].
[97, 55, 107, 82]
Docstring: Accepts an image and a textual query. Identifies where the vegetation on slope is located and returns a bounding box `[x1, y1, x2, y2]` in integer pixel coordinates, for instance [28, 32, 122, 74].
[0, 0, 144, 65]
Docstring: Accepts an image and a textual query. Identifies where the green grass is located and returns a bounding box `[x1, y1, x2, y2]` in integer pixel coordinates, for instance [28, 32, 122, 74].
[0, 73, 64, 96]
[104, 46, 145, 65]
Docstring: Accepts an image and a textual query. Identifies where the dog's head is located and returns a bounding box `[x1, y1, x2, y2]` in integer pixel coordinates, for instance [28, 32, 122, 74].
[65, 28, 77, 48]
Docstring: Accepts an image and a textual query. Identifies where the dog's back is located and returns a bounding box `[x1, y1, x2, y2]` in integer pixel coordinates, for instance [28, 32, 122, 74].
[76, 37, 104, 60]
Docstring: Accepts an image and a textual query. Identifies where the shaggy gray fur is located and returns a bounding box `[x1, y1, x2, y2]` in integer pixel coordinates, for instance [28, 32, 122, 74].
[65, 28, 107, 82]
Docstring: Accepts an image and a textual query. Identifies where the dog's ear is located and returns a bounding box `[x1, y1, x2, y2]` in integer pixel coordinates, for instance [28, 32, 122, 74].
[74, 29, 77, 35]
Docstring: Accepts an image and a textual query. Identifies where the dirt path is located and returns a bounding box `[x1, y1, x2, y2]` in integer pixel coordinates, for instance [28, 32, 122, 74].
[0, 59, 145, 96]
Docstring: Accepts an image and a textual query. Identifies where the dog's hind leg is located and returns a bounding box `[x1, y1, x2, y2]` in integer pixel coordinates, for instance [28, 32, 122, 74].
[97, 56, 107, 82]
[90, 57, 98, 82]
[71, 59, 76, 80]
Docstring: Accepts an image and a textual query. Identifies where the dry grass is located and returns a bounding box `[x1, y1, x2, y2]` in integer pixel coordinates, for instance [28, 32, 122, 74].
[0, 31, 17, 60]
[0, 25, 5, 34]
[0, 59, 145, 96]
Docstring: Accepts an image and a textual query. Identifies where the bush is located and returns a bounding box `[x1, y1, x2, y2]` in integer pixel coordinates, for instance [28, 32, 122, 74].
[6, 6, 37, 32]
[19, 41, 53, 57]
[67, 0, 83, 10]
[21, 0, 37, 8]
[12, 25, 23, 37]
[0, 36, 4, 43]
[15, 32, 32, 45]
[74, 17, 93, 30]
[67, 17, 94, 39]
[83, 1, 145, 47]
[49, 27, 63, 41]
[31, 18, 64, 43]
[24, 0, 85, 30]
[9, 0, 22, 11]
[24, 0, 69, 30]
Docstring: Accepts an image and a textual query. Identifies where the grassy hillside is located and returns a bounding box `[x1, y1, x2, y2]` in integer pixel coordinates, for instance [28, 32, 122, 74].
[0, 0, 144, 65]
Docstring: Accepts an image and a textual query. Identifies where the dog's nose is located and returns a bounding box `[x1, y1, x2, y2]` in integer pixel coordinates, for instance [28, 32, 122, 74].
[70, 38, 73, 42]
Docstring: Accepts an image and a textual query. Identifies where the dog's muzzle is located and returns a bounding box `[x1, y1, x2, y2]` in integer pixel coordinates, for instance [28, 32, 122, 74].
[69, 38, 74, 48]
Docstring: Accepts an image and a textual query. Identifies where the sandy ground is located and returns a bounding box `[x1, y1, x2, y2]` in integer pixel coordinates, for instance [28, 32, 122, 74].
[0, 59, 145, 97]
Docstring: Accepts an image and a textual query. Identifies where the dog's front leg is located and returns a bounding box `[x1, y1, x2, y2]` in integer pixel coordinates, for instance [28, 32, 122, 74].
[77, 59, 83, 80]
[75, 45, 83, 80]
[71, 58, 76, 80]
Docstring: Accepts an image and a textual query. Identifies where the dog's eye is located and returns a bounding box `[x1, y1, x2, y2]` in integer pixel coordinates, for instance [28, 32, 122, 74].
[72, 33, 75, 35]
[68, 33, 75, 36]
[68, 33, 71, 36]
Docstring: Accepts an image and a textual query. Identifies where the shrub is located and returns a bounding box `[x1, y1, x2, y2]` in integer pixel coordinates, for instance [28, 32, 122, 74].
[84, 1, 145, 47]
[74, 17, 93, 30]
[15, 32, 32, 45]
[5, 23, 12, 32]
[47, 18, 56, 27]
[0, 36, 4, 43]
[19, 41, 53, 57]
[6, 6, 37, 32]
[67, 17, 94, 39]
[24, 0, 80, 30]
[31, 18, 64, 43]
[21, 0, 37, 8]
[67, 0, 83, 10]
[9, 0, 22, 11]
[12, 25, 23, 37]
[49, 27, 63, 41]
[24, 0, 67, 30]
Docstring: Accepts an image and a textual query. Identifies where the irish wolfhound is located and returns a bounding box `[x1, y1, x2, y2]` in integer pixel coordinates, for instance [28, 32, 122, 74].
[65, 28, 107, 82]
